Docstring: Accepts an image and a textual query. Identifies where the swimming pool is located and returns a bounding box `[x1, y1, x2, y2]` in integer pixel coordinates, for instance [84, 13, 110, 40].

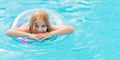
[0, 0, 120, 60]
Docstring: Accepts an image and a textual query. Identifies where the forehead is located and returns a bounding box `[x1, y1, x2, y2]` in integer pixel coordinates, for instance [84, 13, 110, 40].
[35, 20, 46, 25]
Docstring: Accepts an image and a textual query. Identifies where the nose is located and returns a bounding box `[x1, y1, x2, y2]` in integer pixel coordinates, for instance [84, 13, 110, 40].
[36, 27, 47, 33]
[36, 27, 42, 32]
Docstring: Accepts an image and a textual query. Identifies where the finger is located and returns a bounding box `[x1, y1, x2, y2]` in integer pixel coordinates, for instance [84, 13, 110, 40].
[38, 34, 43, 37]
[35, 38, 43, 42]
[42, 33, 48, 37]
[35, 34, 41, 38]
[40, 37, 47, 41]
[37, 40, 42, 42]
[38, 34, 45, 39]
[34, 38, 39, 41]
[38, 35, 44, 39]
[44, 34, 50, 38]
[38, 37, 44, 40]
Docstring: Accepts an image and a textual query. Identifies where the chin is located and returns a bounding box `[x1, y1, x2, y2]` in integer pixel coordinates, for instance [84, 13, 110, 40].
[36, 32, 46, 34]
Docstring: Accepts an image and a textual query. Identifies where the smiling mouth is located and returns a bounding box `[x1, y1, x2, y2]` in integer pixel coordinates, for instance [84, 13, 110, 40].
[36, 30, 46, 33]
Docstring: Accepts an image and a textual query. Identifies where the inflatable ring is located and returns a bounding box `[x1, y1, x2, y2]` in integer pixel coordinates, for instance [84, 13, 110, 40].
[11, 8, 65, 43]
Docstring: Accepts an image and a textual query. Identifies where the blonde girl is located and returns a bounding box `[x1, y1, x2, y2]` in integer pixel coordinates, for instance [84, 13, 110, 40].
[6, 11, 74, 41]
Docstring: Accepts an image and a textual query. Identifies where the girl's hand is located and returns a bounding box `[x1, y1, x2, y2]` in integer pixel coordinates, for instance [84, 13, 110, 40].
[37, 32, 54, 41]
[27, 34, 39, 41]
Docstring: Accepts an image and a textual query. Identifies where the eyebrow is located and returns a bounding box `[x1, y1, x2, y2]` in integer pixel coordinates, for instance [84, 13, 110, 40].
[35, 22, 46, 27]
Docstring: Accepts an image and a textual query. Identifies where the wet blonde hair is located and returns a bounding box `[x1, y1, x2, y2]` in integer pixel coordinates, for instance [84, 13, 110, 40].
[29, 10, 51, 33]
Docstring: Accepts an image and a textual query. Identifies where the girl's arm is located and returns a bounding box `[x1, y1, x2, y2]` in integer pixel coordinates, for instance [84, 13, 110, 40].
[50, 25, 74, 36]
[6, 28, 39, 40]
[6, 28, 30, 37]
[36, 25, 74, 40]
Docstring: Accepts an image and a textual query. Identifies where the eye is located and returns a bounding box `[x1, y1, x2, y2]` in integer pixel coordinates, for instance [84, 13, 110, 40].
[42, 25, 46, 27]
[35, 24, 39, 27]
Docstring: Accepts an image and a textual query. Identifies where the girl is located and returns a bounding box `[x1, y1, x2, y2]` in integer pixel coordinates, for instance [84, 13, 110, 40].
[6, 11, 74, 41]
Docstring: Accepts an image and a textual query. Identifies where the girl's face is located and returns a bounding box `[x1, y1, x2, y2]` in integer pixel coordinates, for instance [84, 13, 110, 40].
[33, 20, 47, 33]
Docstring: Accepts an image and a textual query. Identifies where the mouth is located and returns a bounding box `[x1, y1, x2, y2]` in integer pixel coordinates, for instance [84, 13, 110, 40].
[36, 30, 46, 33]
[36, 31, 43, 33]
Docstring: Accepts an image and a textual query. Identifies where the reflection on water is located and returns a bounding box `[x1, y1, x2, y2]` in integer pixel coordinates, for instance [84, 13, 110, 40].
[0, 0, 120, 60]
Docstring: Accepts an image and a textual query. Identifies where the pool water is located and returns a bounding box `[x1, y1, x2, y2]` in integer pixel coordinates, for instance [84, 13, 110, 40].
[0, 0, 120, 60]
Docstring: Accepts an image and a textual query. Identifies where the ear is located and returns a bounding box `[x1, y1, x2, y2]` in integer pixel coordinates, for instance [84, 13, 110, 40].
[33, 24, 38, 34]
[29, 25, 32, 33]
[30, 25, 34, 33]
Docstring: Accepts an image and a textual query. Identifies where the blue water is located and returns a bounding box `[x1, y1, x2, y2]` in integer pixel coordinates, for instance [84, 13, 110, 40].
[0, 0, 120, 60]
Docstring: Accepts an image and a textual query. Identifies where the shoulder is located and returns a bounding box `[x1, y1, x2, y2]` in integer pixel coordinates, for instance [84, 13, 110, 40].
[13, 27, 29, 32]
[50, 25, 62, 31]
[50, 25, 74, 31]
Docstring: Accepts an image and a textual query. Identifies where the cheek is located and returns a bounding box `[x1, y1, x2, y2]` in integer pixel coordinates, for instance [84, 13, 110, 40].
[43, 27, 47, 31]
[33, 26, 36, 32]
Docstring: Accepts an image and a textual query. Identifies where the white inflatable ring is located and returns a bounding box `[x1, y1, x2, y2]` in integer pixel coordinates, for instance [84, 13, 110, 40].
[11, 8, 65, 43]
